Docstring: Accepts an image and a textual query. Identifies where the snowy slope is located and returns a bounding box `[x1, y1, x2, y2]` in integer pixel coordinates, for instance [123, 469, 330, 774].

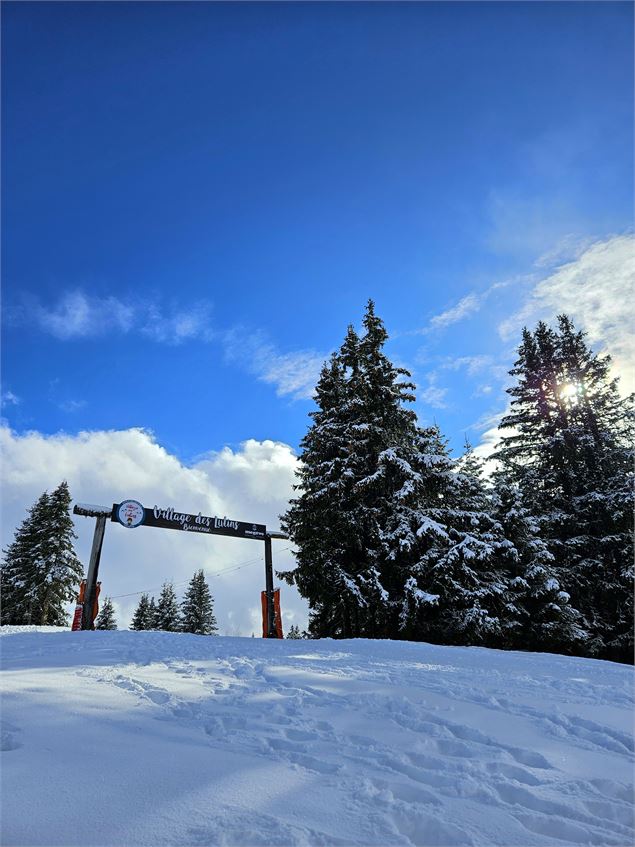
[1, 628, 633, 847]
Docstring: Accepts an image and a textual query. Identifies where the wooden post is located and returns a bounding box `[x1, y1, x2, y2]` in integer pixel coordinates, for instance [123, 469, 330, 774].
[81, 516, 107, 631]
[264, 534, 277, 638]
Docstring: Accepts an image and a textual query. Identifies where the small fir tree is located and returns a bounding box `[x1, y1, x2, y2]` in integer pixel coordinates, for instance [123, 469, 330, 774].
[1, 482, 83, 626]
[180, 570, 218, 635]
[95, 597, 117, 630]
[1, 492, 50, 625]
[130, 593, 153, 630]
[286, 624, 302, 639]
[147, 596, 157, 629]
[36, 482, 84, 625]
[154, 581, 181, 632]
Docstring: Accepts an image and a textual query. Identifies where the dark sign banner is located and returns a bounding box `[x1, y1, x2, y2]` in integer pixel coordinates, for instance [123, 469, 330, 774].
[112, 501, 266, 540]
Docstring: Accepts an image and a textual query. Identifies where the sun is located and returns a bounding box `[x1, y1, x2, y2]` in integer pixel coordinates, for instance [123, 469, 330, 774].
[558, 381, 581, 405]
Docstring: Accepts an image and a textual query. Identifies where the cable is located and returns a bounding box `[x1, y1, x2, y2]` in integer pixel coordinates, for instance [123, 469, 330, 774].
[109, 546, 293, 600]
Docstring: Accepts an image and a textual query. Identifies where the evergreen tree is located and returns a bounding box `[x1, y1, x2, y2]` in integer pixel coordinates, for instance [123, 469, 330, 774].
[147, 596, 157, 629]
[280, 303, 421, 638]
[180, 570, 218, 635]
[1, 492, 50, 625]
[95, 597, 117, 630]
[154, 581, 181, 632]
[281, 302, 514, 645]
[36, 482, 84, 626]
[404, 442, 511, 648]
[491, 477, 586, 654]
[1, 482, 83, 626]
[495, 316, 634, 662]
[286, 624, 302, 639]
[130, 593, 153, 630]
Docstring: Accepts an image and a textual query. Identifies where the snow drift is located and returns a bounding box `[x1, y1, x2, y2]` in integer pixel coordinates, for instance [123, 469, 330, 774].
[1, 628, 633, 846]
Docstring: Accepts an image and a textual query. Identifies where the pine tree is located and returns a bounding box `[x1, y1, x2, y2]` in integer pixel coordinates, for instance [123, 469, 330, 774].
[366, 423, 451, 640]
[36, 482, 84, 626]
[280, 348, 362, 638]
[286, 624, 302, 639]
[180, 570, 218, 635]
[281, 301, 514, 645]
[280, 302, 422, 638]
[495, 315, 634, 662]
[405, 443, 511, 648]
[491, 477, 586, 654]
[1, 482, 83, 626]
[130, 594, 153, 630]
[154, 581, 181, 632]
[1, 492, 50, 625]
[95, 597, 117, 630]
[148, 596, 157, 629]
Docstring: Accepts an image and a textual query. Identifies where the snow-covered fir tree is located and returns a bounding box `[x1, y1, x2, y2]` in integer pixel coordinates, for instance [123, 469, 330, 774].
[154, 581, 181, 632]
[95, 596, 117, 630]
[402, 442, 511, 648]
[281, 304, 632, 659]
[130, 593, 153, 630]
[495, 316, 634, 662]
[279, 346, 358, 637]
[147, 596, 157, 628]
[1, 482, 83, 626]
[281, 303, 423, 638]
[36, 482, 84, 626]
[286, 624, 302, 639]
[491, 476, 586, 654]
[281, 302, 515, 645]
[1, 492, 50, 625]
[180, 570, 218, 635]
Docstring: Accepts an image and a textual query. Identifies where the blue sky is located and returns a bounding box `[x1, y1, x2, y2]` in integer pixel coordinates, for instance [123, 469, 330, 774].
[2, 1, 633, 461]
[2, 1, 633, 633]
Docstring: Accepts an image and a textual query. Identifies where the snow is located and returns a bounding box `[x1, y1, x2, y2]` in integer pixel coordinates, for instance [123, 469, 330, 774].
[1, 628, 633, 847]
[73, 503, 113, 516]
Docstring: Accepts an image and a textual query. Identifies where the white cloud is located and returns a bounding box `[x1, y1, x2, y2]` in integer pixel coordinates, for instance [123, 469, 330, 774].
[416, 276, 521, 336]
[141, 304, 215, 344]
[472, 422, 504, 466]
[442, 356, 511, 387]
[473, 384, 493, 397]
[258, 349, 326, 400]
[34, 290, 135, 339]
[223, 329, 326, 400]
[418, 372, 449, 410]
[24, 290, 215, 346]
[427, 294, 481, 331]
[0, 426, 306, 636]
[20, 289, 322, 397]
[499, 234, 635, 394]
[441, 355, 493, 376]
[1, 390, 20, 407]
[533, 233, 597, 269]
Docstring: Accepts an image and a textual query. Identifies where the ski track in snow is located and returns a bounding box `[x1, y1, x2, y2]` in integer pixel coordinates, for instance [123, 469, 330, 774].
[1, 628, 634, 847]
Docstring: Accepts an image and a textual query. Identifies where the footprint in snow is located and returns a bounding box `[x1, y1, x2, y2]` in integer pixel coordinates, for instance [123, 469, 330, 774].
[0, 722, 23, 752]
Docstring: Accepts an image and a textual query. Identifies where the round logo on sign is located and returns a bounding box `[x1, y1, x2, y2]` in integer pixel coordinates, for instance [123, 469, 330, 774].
[117, 500, 145, 528]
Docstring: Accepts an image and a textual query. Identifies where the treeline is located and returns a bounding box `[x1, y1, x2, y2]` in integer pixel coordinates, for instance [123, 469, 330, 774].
[280, 302, 633, 663]
[1, 481, 83, 626]
[129, 570, 218, 635]
[95, 570, 219, 634]
[0, 484, 218, 636]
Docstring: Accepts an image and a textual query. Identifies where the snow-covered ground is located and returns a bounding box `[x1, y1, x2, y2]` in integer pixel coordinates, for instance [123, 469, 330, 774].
[1, 628, 633, 847]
